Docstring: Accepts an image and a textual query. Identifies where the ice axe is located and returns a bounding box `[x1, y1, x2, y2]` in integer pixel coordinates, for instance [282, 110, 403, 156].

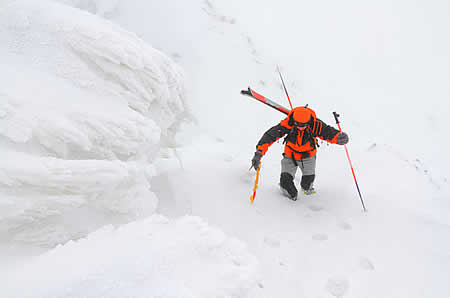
[250, 162, 261, 203]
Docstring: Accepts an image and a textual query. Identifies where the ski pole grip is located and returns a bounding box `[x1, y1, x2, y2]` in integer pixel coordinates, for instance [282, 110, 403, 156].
[333, 111, 340, 124]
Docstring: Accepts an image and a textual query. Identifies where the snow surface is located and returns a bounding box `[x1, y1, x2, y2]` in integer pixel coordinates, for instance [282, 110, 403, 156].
[1, 0, 450, 297]
[3, 215, 259, 298]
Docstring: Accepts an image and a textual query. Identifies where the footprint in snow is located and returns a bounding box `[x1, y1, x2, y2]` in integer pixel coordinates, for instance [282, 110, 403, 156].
[312, 233, 328, 241]
[359, 257, 375, 271]
[241, 172, 254, 184]
[325, 277, 350, 298]
[308, 204, 324, 212]
[337, 221, 352, 231]
[264, 236, 281, 247]
[223, 154, 233, 162]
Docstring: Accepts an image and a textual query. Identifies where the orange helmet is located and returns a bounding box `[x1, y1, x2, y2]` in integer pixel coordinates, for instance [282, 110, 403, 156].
[292, 107, 312, 126]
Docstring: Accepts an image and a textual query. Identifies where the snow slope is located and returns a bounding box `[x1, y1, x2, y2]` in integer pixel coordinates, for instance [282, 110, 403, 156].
[1, 0, 450, 298]
[168, 134, 450, 298]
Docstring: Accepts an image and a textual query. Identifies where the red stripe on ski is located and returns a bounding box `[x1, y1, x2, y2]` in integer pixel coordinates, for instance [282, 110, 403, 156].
[241, 87, 291, 115]
[249, 88, 290, 115]
[277, 106, 290, 115]
[250, 89, 267, 103]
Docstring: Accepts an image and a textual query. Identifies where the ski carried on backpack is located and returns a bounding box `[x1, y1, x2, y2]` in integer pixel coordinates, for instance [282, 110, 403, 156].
[240, 87, 290, 115]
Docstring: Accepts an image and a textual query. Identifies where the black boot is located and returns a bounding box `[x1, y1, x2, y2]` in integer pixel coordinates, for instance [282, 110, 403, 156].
[280, 172, 298, 200]
[300, 174, 315, 195]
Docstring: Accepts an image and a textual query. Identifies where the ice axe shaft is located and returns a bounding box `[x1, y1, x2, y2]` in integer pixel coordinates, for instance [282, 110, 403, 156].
[250, 163, 261, 203]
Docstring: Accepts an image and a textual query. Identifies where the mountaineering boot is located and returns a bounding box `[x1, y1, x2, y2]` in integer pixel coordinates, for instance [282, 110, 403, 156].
[300, 174, 315, 195]
[301, 186, 316, 195]
[280, 172, 298, 200]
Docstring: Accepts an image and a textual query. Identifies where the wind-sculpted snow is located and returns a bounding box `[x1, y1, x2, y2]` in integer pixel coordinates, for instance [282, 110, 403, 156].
[2, 215, 260, 298]
[0, 150, 157, 245]
[0, 90, 161, 159]
[0, 0, 186, 132]
[0, 0, 187, 246]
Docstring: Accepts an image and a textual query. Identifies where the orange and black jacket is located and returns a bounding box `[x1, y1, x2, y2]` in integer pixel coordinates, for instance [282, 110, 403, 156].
[256, 110, 340, 160]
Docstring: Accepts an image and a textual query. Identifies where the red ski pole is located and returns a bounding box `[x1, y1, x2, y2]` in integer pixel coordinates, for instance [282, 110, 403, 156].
[277, 65, 294, 109]
[333, 112, 367, 212]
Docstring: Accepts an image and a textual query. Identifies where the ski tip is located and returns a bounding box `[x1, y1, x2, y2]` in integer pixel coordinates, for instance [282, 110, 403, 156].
[240, 87, 252, 96]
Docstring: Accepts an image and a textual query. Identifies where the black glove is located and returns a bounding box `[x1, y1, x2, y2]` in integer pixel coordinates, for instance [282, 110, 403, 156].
[337, 132, 349, 145]
[251, 152, 262, 170]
